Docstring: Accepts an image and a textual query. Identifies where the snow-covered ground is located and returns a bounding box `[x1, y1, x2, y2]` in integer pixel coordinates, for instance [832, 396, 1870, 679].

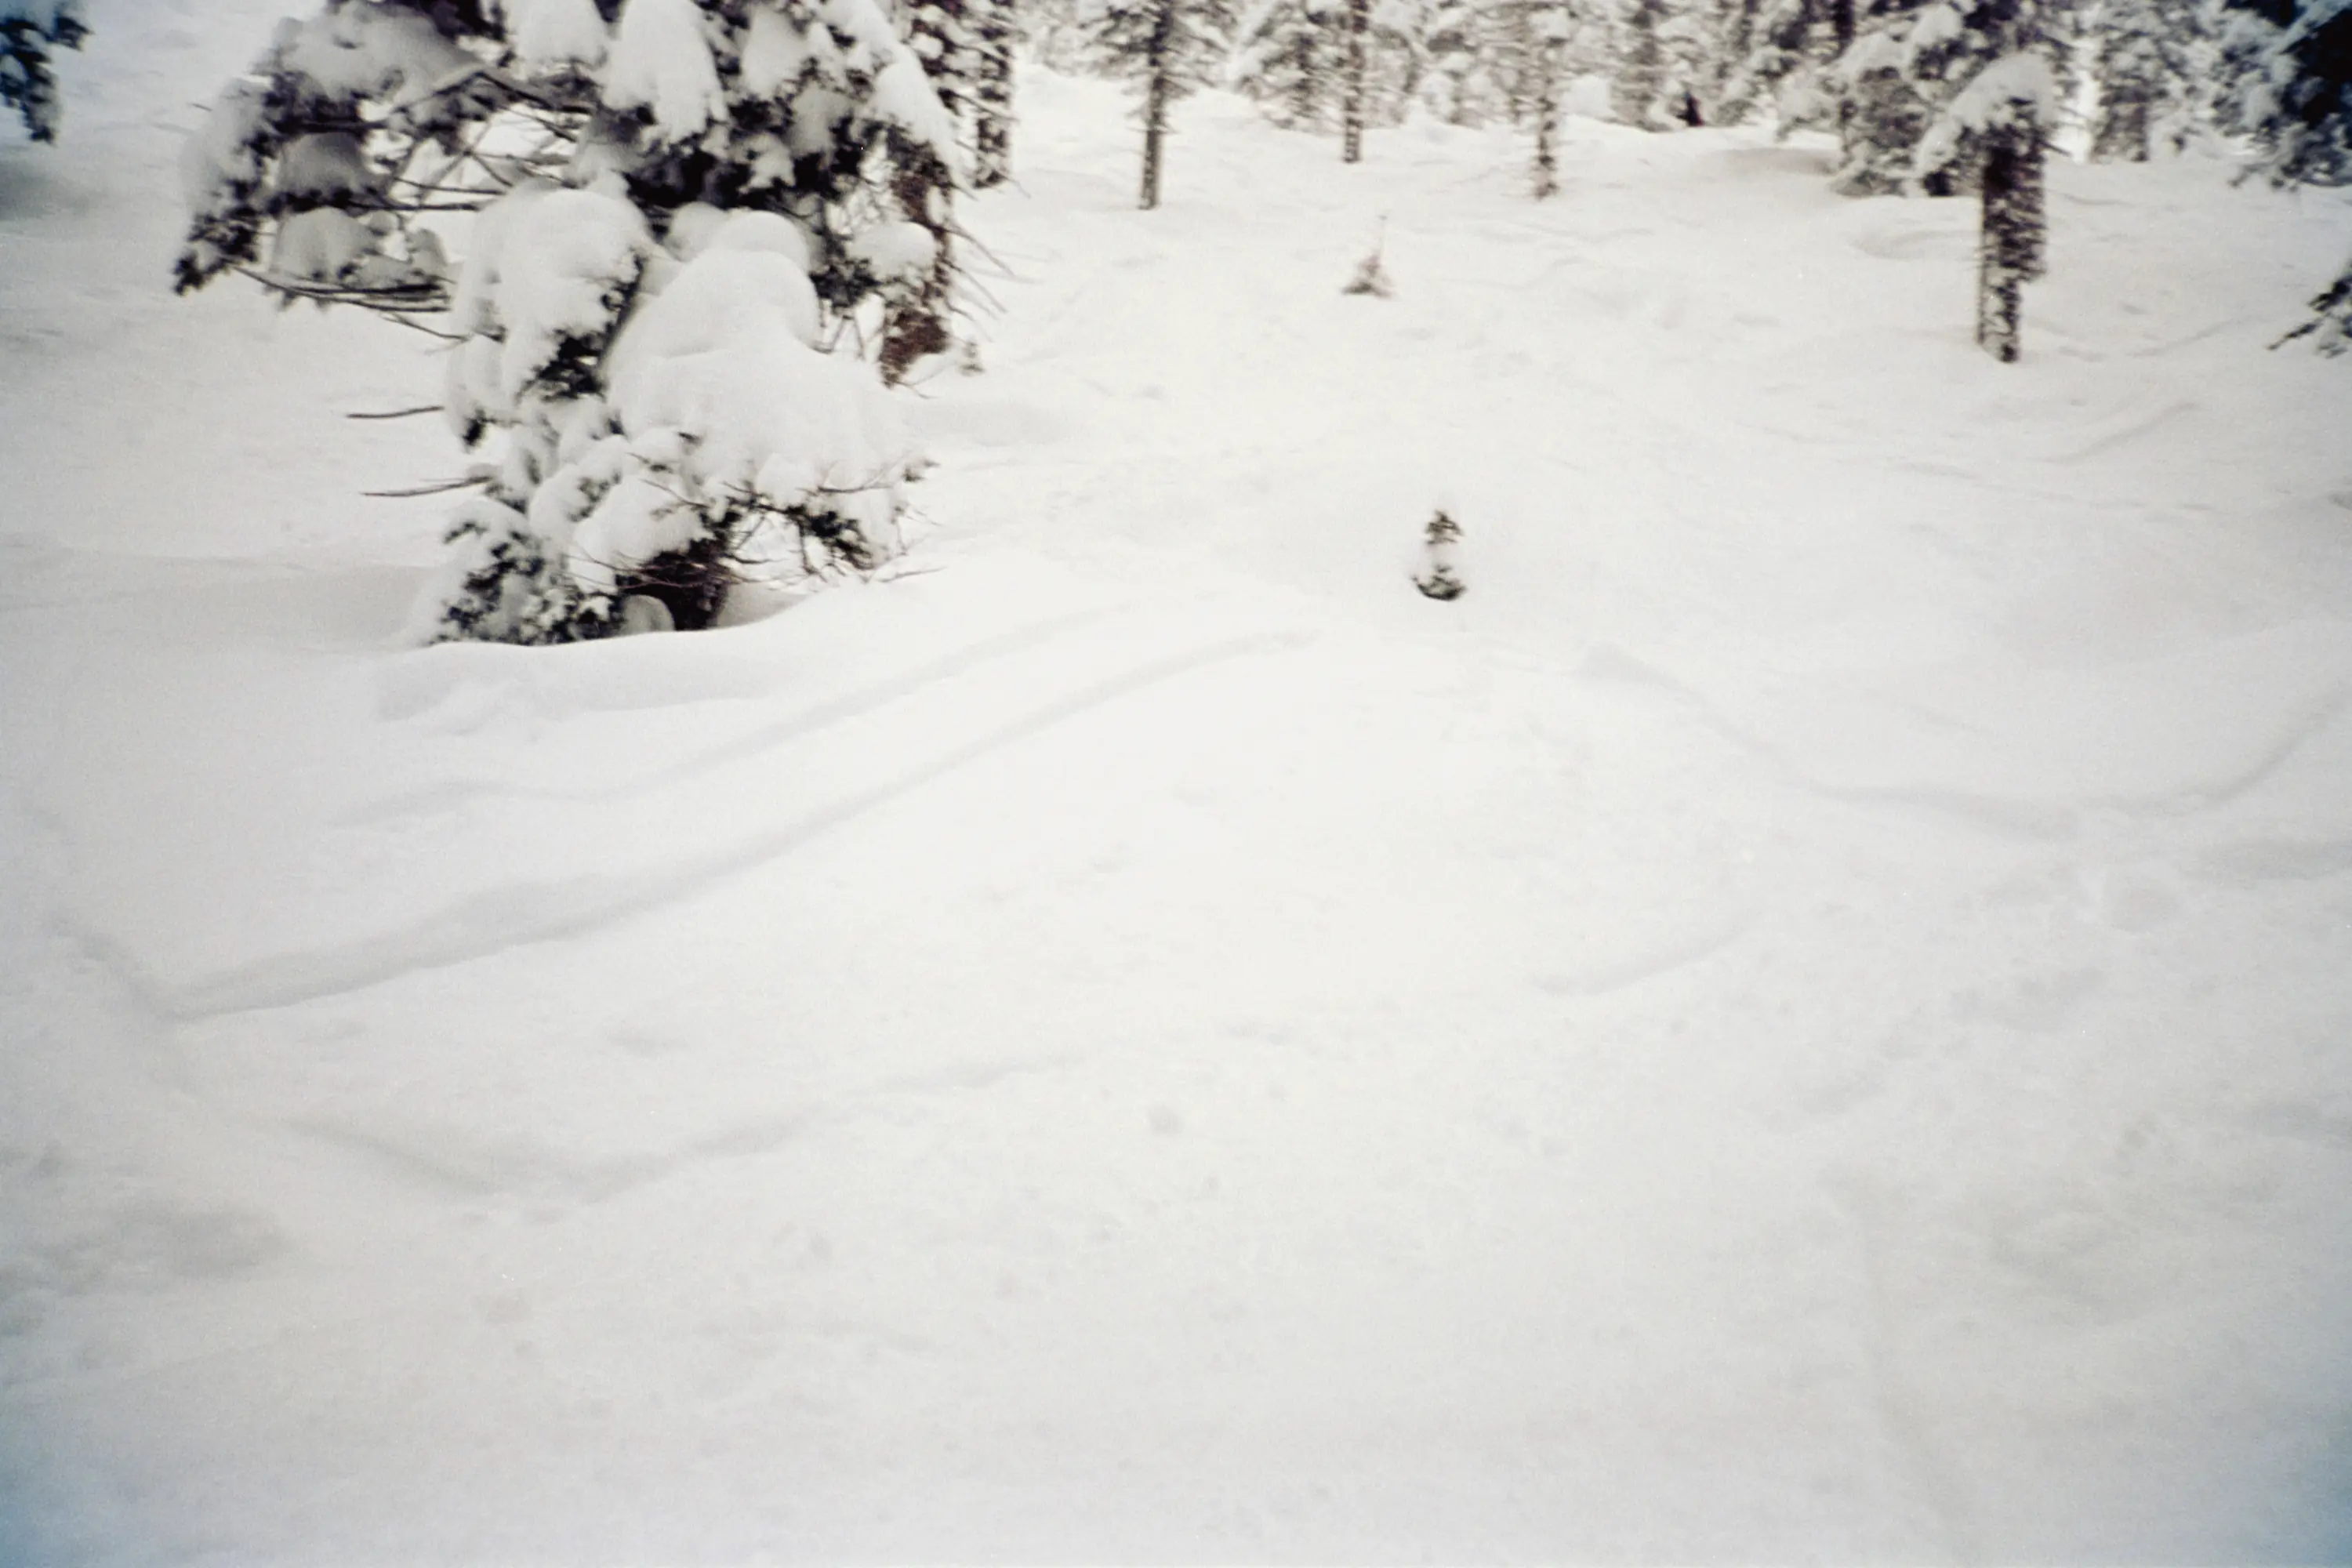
[5, 6, 2352, 1562]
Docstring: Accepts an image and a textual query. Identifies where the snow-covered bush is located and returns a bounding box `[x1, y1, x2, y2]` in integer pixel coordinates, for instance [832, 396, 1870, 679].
[175, 0, 959, 643]
[2, 0, 84, 143]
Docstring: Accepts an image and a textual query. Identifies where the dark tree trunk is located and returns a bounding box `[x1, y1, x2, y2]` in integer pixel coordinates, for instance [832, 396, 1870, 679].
[971, 0, 1016, 186]
[1341, 0, 1370, 162]
[1976, 121, 2046, 362]
[1141, 42, 1171, 207]
[1531, 51, 1559, 196]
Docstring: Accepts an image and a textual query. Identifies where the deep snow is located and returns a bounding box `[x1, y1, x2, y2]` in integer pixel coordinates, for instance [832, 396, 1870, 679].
[4, 5, 2352, 1563]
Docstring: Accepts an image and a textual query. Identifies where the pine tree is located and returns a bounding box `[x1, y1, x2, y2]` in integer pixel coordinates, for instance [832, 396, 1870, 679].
[2089, 0, 2201, 159]
[2223, 0, 2352, 351]
[968, 0, 1018, 184]
[176, 0, 959, 643]
[2220, 0, 2350, 184]
[885, 0, 970, 380]
[1234, 0, 1341, 126]
[1341, 0, 1374, 158]
[1914, 0, 2060, 358]
[1090, 0, 1240, 208]
[1613, 0, 1670, 125]
[1419, 0, 1497, 120]
[1, 0, 82, 143]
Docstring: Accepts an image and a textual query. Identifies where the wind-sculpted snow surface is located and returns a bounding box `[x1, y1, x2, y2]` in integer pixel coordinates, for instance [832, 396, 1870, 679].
[5, 24, 2352, 1566]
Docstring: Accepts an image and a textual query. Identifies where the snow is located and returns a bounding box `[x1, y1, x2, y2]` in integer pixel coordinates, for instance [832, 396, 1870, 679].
[5, 14, 2352, 1565]
[506, 0, 611, 70]
[601, 0, 726, 141]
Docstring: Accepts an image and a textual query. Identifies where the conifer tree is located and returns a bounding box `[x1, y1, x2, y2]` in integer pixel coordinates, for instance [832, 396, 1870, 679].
[1716, 0, 1849, 127]
[1234, 0, 1340, 126]
[176, 0, 958, 643]
[1341, 0, 1374, 158]
[1090, 0, 1240, 207]
[1419, 0, 1498, 120]
[1915, 0, 2060, 358]
[2220, 0, 2350, 184]
[2223, 0, 2352, 350]
[885, 0, 972, 379]
[1613, 0, 1670, 125]
[1522, 0, 1575, 194]
[968, 0, 1018, 183]
[2089, 0, 2201, 159]
[1, 0, 82, 143]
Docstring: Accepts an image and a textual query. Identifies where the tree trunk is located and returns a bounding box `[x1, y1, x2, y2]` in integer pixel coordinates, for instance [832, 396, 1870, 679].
[1341, 0, 1370, 162]
[1976, 121, 2045, 362]
[1142, 63, 1169, 207]
[1531, 49, 1559, 197]
[971, 0, 1015, 187]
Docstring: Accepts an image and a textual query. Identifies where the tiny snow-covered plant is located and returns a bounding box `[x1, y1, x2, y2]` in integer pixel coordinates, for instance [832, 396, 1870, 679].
[176, 0, 960, 644]
[2, 0, 85, 143]
[1414, 509, 1465, 599]
[1343, 220, 1393, 293]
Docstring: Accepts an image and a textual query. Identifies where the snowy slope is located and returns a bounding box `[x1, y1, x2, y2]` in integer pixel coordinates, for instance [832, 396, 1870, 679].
[5, 7, 2352, 1563]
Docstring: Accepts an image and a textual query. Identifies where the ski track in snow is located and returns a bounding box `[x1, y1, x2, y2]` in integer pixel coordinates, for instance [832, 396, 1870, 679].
[5, 20, 2352, 1566]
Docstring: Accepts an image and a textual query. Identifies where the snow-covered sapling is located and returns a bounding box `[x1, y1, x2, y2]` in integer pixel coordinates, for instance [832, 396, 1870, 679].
[2, 0, 84, 143]
[174, 0, 960, 644]
[1344, 220, 1393, 295]
[1414, 509, 1465, 599]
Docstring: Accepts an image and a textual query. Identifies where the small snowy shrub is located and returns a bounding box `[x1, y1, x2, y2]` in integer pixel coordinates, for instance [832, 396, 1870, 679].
[1343, 222, 1393, 294]
[1414, 509, 1465, 599]
[175, 0, 959, 644]
[1, 0, 84, 143]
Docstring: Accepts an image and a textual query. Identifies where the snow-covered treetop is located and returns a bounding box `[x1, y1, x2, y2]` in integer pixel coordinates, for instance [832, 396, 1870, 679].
[176, 0, 959, 312]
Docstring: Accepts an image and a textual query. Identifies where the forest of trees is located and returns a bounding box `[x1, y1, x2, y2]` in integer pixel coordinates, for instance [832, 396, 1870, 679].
[136, 0, 2350, 644]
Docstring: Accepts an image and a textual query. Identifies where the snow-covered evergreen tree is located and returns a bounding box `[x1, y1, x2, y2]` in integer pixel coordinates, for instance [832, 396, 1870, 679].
[1341, 0, 1374, 158]
[2089, 0, 2202, 158]
[1522, 0, 1576, 194]
[886, 0, 970, 379]
[1233, 0, 1341, 126]
[2220, 0, 2350, 183]
[1914, 0, 2060, 358]
[176, 0, 958, 643]
[2222, 0, 2352, 350]
[1, 0, 82, 143]
[1089, 0, 1240, 207]
[1715, 0, 1849, 129]
[967, 0, 1018, 183]
[1419, 0, 1500, 120]
[1613, 0, 1670, 125]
